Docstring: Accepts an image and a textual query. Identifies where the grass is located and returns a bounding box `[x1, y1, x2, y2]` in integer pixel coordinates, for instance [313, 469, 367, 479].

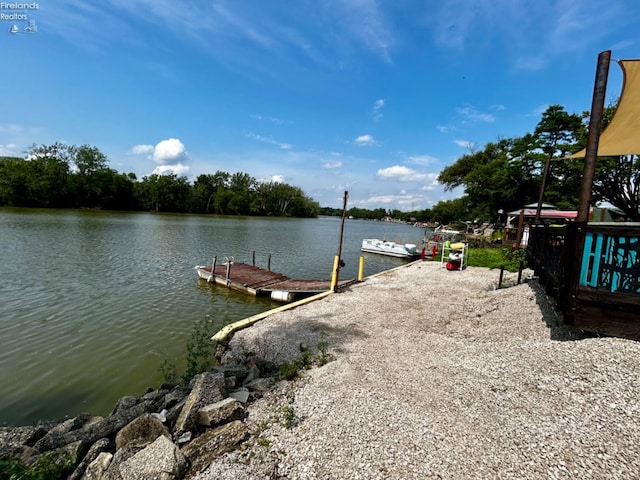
[467, 246, 527, 273]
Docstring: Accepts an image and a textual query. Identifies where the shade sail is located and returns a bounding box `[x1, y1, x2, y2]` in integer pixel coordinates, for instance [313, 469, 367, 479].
[570, 59, 640, 158]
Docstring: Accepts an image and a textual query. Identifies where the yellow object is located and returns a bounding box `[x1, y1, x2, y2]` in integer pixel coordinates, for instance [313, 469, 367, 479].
[570, 60, 640, 157]
[358, 256, 365, 281]
[450, 242, 465, 250]
[330, 255, 339, 291]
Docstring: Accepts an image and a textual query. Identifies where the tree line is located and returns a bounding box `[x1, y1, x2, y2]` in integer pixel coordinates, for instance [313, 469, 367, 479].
[324, 104, 638, 224]
[0, 143, 320, 217]
[2, 103, 638, 223]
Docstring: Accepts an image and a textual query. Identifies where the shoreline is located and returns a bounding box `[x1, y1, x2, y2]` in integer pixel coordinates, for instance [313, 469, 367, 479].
[194, 261, 640, 479]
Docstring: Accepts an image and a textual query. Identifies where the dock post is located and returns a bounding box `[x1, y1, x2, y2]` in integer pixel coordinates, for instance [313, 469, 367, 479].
[358, 256, 365, 281]
[330, 255, 339, 291]
[225, 259, 232, 284]
[252, 251, 256, 266]
[268, 254, 272, 271]
[209, 256, 217, 283]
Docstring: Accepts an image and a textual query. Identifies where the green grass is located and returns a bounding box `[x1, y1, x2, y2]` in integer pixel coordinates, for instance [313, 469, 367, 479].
[467, 246, 527, 273]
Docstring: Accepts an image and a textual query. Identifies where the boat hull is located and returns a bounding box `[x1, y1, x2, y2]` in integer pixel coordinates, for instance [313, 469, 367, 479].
[360, 239, 420, 259]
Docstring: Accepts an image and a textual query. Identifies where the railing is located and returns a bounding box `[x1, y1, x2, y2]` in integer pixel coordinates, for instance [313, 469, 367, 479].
[526, 224, 569, 295]
[527, 221, 640, 339]
[576, 223, 640, 299]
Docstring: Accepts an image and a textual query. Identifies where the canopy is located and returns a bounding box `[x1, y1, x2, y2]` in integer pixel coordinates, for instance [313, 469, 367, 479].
[570, 59, 640, 158]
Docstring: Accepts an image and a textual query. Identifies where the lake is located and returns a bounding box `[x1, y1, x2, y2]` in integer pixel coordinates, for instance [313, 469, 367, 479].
[0, 208, 426, 426]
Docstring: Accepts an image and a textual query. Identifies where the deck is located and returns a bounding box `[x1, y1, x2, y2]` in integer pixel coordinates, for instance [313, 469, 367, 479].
[196, 262, 355, 301]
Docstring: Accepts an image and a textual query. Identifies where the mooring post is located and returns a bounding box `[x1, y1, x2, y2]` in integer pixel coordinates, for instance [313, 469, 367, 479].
[268, 254, 271, 271]
[252, 251, 255, 266]
[330, 255, 339, 290]
[209, 256, 217, 283]
[358, 256, 365, 282]
[498, 265, 505, 289]
[225, 258, 231, 283]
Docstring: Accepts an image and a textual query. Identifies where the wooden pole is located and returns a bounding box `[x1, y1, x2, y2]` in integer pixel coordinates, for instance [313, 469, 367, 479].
[252, 251, 255, 266]
[209, 256, 217, 283]
[577, 50, 611, 222]
[268, 254, 271, 272]
[334, 191, 349, 292]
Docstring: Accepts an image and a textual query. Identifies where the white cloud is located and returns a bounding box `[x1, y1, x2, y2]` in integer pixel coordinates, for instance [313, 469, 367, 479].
[246, 133, 292, 149]
[406, 155, 438, 166]
[322, 160, 342, 169]
[151, 163, 190, 176]
[253, 114, 284, 124]
[153, 138, 189, 165]
[354, 134, 376, 146]
[373, 98, 385, 120]
[0, 143, 19, 156]
[454, 139, 476, 150]
[270, 175, 285, 183]
[131, 144, 154, 155]
[377, 165, 429, 182]
[456, 106, 495, 123]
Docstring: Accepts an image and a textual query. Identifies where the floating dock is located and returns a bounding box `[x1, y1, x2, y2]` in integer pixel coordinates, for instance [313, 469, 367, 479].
[195, 262, 355, 302]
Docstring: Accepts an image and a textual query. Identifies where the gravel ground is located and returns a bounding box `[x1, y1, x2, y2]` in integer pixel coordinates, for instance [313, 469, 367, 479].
[193, 261, 640, 480]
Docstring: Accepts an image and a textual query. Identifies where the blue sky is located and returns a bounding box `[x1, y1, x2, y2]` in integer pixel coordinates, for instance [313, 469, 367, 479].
[1, 1, 638, 210]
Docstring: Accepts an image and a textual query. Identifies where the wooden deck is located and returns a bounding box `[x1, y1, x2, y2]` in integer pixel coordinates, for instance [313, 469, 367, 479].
[196, 262, 355, 301]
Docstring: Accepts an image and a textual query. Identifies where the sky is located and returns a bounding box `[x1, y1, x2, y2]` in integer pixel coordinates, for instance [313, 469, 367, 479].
[1, 1, 639, 210]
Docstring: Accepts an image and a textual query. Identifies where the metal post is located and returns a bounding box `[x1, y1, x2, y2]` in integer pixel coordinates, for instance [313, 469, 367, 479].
[577, 50, 611, 222]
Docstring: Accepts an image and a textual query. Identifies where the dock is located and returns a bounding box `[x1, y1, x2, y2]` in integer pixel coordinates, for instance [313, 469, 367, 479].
[195, 262, 355, 302]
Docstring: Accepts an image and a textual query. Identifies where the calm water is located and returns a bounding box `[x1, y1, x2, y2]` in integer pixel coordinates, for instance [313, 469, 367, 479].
[0, 208, 424, 426]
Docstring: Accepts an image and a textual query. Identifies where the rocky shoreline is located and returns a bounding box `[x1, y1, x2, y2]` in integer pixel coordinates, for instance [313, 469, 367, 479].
[3, 261, 640, 479]
[0, 357, 285, 479]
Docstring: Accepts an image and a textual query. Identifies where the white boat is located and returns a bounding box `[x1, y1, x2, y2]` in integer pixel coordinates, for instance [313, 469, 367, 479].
[361, 239, 420, 259]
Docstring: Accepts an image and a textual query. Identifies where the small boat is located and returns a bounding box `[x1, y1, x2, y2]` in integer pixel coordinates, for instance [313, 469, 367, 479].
[361, 239, 420, 259]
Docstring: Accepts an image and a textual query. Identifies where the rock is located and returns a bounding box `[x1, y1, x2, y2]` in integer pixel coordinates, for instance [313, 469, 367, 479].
[228, 388, 250, 403]
[181, 420, 247, 475]
[115, 414, 170, 450]
[111, 396, 138, 415]
[174, 372, 226, 435]
[196, 398, 246, 428]
[33, 400, 157, 453]
[69, 438, 109, 480]
[82, 451, 113, 480]
[161, 386, 190, 411]
[244, 377, 273, 393]
[119, 435, 187, 480]
[243, 365, 261, 384]
[0, 426, 45, 458]
[211, 364, 249, 380]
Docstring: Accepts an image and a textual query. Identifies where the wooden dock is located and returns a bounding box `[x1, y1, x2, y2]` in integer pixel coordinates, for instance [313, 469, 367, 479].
[195, 262, 355, 302]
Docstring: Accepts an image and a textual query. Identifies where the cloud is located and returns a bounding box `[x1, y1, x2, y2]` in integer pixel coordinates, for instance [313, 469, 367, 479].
[131, 144, 154, 155]
[151, 163, 190, 176]
[354, 134, 376, 146]
[406, 155, 438, 166]
[0, 143, 19, 156]
[246, 133, 292, 149]
[153, 138, 189, 164]
[322, 160, 342, 169]
[252, 114, 284, 124]
[454, 139, 477, 150]
[373, 98, 385, 120]
[456, 106, 495, 123]
[377, 165, 429, 182]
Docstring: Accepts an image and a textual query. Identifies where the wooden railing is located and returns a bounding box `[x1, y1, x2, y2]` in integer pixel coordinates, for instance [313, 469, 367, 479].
[527, 222, 640, 339]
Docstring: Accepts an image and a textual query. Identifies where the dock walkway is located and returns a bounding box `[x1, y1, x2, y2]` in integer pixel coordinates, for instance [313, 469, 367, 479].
[195, 262, 355, 301]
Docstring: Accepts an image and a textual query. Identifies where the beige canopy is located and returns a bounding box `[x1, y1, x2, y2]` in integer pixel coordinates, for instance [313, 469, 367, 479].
[570, 59, 640, 158]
